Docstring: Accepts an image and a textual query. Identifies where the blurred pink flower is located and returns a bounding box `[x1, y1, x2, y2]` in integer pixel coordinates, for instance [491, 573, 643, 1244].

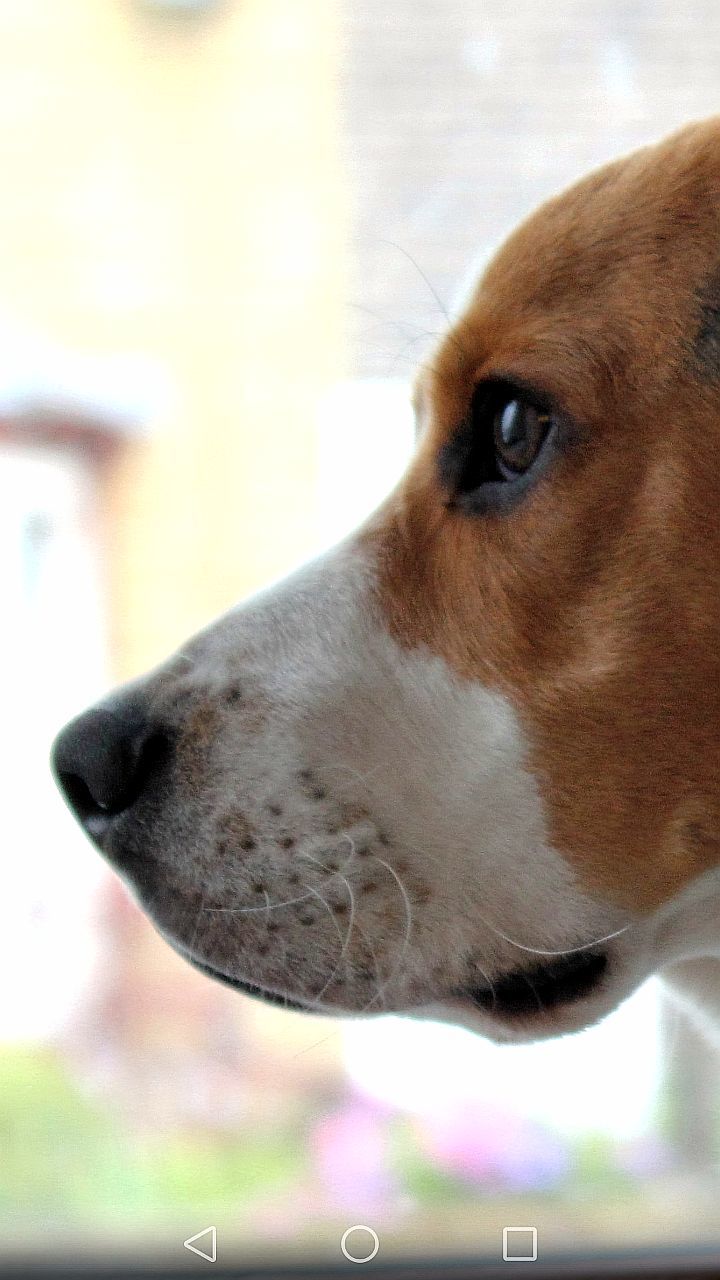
[312, 1101, 397, 1212]
[420, 1101, 569, 1190]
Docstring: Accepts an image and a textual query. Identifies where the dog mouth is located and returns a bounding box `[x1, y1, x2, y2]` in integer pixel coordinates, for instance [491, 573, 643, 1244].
[462, 947, 608, 1019]
[185, 955, 314, 1014]
[191, 948, 608, 1022]
[174, 932, 608, 1025]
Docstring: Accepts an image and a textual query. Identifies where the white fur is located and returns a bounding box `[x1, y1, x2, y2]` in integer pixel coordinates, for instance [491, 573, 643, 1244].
[112, 539, 656, 1045]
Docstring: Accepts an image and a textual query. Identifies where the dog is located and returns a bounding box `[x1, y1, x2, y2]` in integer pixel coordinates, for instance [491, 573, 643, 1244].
[51, 118, 720, 1049]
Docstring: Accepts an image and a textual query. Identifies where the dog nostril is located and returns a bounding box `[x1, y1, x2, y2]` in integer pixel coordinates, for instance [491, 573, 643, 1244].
[58, 769, 109, 821]
[50, 706, 173, 825]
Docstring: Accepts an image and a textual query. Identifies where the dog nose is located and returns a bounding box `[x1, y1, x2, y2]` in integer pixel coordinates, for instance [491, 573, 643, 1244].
[51, 702, 173, 827]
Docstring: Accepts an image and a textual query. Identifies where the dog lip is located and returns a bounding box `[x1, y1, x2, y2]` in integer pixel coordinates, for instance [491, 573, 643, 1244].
[462, 947, 609, 1018]
[184, 954, 313, 1013]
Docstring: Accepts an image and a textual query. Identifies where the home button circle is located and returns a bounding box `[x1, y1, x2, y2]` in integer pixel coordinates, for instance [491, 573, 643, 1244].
[340, 1224, 380, 1264]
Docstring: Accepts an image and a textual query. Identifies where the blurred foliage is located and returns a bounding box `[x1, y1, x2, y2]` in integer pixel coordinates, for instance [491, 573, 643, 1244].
[390, 1116, 647, 1206]
[0, 1046, 302, 1227]
[570, 1133, 636, 1194]
[1, 1043, 707, 1254]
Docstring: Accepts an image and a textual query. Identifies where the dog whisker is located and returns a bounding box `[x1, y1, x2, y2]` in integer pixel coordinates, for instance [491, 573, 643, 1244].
[377, 239, 454, 330]
[203, 892, 319, 915]
[359, 853, 414, 1014]
[289, 1029, 343, 1061]
[202, 847, 357, 916]
[346, 300, 447, 345]
[399, 837, 630, 960]
[308, 872, 357, 1008]
[471, 915, 632, 959]
[305, 883, 346, 948]
[296, 847, 355, 876]
[468, 956, 499, 1012]
[187, 884, 210, 956]
[318, 760, 384, 791]
[351, 915, 385, 998]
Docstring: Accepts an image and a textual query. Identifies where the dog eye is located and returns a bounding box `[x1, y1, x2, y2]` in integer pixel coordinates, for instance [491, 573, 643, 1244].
[439, 380, 558, 512]
[492, 397, 552, 479]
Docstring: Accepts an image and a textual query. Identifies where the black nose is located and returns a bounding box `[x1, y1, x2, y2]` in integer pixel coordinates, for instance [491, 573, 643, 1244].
[51, 702, 173, 827]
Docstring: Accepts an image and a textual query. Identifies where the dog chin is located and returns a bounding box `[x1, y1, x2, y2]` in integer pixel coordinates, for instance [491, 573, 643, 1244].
[166, 938, 636, 1051]
[426, 993, 614, 1046]
[420, 947, 637, 1045]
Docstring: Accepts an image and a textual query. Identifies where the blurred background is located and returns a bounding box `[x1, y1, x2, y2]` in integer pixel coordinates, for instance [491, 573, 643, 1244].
[4, 0, 720, 1269]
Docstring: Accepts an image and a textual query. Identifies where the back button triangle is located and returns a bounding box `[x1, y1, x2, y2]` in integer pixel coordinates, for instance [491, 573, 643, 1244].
[183, 1225, 217, 1263]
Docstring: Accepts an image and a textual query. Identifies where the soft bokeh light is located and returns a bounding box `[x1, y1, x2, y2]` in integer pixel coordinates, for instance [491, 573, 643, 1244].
[343, 981, 663, 1142]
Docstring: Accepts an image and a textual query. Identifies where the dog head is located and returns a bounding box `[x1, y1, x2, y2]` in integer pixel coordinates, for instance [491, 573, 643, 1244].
[52, 119, 720, 1045]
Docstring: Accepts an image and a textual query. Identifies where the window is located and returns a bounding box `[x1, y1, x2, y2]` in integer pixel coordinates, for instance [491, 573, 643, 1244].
[4, 2, 720, 1275]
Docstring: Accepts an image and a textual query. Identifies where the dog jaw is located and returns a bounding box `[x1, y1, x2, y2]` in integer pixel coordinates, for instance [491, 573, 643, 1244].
[90, 543, 633, 1043]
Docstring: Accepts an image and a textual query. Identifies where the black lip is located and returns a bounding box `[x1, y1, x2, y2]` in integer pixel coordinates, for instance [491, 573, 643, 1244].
[464, 948, 608, 1018]
[186, 955, 313, 1013]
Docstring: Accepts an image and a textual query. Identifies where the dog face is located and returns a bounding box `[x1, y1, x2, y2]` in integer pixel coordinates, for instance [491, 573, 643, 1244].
[52, 119, 720, 1045]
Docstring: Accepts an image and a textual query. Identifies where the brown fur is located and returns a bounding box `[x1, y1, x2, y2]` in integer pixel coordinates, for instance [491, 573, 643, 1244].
[364, 119, 720, 911]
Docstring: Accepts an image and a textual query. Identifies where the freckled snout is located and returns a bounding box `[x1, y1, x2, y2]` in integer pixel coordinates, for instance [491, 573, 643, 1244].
[48, 545, 633, 1040]
[47, 593, 423, 1020]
